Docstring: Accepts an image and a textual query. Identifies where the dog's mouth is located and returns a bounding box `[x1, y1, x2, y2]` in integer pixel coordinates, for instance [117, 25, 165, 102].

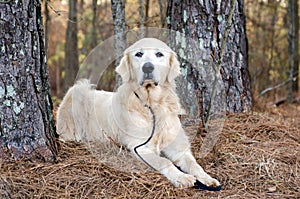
[141, 79, 158, 88]
[140, 73, 158, 87]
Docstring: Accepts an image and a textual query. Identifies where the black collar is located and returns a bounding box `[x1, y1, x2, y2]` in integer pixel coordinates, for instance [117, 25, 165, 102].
[134, 91, 141, 100]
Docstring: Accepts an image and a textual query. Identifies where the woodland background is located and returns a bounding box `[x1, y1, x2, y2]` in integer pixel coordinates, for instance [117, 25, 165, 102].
[44, 0, 299, 105]
[0, 0, 299, 198]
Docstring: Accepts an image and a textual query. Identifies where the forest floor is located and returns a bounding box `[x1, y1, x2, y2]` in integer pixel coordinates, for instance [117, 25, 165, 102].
[1, 103, 299, 198]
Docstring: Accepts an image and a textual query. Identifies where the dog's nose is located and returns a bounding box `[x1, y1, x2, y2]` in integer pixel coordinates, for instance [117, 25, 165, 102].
[142, 62, 154, 74]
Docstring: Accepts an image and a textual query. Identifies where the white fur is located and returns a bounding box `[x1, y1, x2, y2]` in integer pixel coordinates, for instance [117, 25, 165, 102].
[57, 38, 220, 188]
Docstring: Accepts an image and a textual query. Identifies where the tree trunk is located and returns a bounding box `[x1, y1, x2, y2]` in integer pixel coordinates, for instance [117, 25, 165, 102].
[64, 0, 79, 91]
[111, 0, 127, 87]
[158, 0, 166, 27]
[44, 0, 50, 53]
[145, 0, 150, 26]
[287, 0, 299, 102]
[0, 0, 58, 161]
[91, 0, 98, 49]
[167, 0, 252, 121]
[139, 0, 145, 37]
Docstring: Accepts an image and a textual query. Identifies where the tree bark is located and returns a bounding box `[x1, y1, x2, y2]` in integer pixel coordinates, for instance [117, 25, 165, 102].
[64, 0, 79, 92]
[44, 0, 50, 53]
[139, 0, 145, 38]
[158, 0, 167, 28]
[0, 0, 58, 161]
[91, 0, 98, 49]
[111, 0, 127, 87]
[145, 0, 150, 27]
[167, 0, 252, 120]
[287, 0, 299, 102]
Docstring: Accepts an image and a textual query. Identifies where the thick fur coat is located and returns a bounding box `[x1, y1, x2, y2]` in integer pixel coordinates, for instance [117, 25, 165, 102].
[57, 38, 220, 188]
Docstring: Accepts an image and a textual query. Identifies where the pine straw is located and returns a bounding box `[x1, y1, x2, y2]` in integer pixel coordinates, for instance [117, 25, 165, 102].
[1, 106, 299, 199]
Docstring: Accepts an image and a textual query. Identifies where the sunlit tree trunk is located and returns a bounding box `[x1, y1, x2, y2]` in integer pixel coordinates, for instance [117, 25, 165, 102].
[139, 0, 145, 37]
[0, 0, 58, 161]
[167, 0, 252, 120]
[158, 0, 166, 28]
[64, 0, 79, 91]
[287, 0, 299, 102]
[111, 0, 127, 87]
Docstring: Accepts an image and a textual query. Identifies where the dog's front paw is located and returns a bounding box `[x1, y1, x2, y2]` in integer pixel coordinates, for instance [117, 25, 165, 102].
[161, 165, 197, 188]
[197, 175, 220, 188]
[171, 173, 196, 188]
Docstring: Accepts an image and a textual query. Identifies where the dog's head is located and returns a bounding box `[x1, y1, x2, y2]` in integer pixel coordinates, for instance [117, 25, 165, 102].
[116, 38, 180, 87]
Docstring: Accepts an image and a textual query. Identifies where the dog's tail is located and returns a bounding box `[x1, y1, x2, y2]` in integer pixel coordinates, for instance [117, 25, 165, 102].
[56, 79, 95, 142]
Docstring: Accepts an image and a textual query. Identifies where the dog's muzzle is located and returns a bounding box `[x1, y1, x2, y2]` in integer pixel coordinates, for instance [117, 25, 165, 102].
[141, 62, 158, 86]
[142, 62, 154, 80]
[142, 62, 154, 74]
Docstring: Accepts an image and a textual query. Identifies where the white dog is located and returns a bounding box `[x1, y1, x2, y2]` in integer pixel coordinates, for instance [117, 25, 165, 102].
[57, 38, 220, 188]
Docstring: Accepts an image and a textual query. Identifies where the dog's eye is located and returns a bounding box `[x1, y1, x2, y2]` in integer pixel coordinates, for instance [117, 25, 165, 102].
[155, 52, 164, 57]
[135, 52, 144, 58]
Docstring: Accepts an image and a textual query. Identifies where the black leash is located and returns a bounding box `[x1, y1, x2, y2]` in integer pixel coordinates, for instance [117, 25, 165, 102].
[133, 91, 156, 170]
[132, 91, 222, 191]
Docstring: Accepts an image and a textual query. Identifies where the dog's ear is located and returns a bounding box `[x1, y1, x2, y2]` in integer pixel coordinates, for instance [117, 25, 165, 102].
[167, 53, 181, 82]
[116, 54, 131, 82]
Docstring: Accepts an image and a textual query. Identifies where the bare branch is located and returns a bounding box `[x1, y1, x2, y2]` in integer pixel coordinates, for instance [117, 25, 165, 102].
[256, 71, 299, 98]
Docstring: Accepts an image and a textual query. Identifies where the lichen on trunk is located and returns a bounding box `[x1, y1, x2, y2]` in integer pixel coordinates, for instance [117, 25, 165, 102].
[111, 0, 127, 87]
[0, 0, 58, 162]
[167, 0, 252, 123]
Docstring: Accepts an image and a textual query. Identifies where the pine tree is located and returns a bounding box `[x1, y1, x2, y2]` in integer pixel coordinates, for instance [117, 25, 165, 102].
[64, 0, 79, 92]
[111, 0, 127, 87]
[167, 0, 252, 121]
[0, 0, 58, 161]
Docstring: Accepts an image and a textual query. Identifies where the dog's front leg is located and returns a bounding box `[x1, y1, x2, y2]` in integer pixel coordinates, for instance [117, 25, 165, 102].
[174, 151, 220, 188]
[132, 146, 196, 188]
[163, 142, 221, 188]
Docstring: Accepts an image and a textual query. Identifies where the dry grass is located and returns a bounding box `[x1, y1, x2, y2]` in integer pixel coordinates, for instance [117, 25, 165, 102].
[1, 104, 299, 199]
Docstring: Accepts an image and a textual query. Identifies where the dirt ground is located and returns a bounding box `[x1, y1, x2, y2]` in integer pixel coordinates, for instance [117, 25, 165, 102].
[1, 104, 299, 199]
